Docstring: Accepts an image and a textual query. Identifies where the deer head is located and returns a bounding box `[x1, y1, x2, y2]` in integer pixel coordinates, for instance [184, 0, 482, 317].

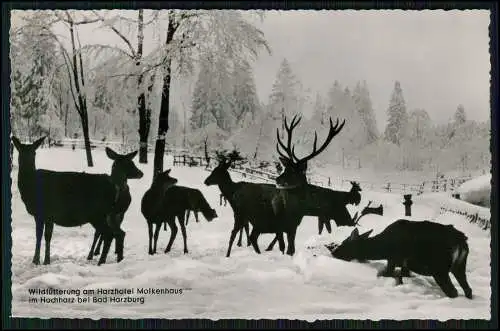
[105, 147, 144, 180]
[349, 181, 362, 206]
[12, 136, 46, 169]
[275, 115, 345, 189]
[204, 158, 232, 186]
[325, 228, 374, 261]
[153, 169, 178, 191]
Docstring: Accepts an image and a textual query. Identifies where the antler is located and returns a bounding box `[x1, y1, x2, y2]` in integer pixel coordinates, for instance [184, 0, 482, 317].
[298, 117, 346, 165]
[353, 200, 383, 226]
[276, 114, 302, 162]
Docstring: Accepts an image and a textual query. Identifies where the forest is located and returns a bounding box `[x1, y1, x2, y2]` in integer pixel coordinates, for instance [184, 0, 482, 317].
[10, 10, 490, 176]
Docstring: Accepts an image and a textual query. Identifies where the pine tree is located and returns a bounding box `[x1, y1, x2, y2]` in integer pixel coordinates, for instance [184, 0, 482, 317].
[384, 81, 408, 145]
[353, 81, 379, 144]
[268, 58, 300, 125]
[454, 104, 467, 126]
[232, 60, 260, 128]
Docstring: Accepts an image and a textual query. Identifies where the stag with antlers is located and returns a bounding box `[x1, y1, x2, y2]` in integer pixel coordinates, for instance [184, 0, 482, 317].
[272, 114, 346, 255]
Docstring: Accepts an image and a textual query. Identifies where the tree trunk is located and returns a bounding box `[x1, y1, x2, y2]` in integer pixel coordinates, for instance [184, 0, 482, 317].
[153, 59, 172, 180]
[80, 114, 93, 167]
[153, 11, 177, 180]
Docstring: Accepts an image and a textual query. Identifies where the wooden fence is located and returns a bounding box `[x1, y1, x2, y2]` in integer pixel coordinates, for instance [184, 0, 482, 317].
[439, 206, 491, 230]
[43, 140, 478, 196]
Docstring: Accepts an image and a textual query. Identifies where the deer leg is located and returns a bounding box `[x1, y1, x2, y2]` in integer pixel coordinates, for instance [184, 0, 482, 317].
[318, 218, 324, 235]
[324, 220, 332, 234]
[195, 212, 199, 223]
[237, 228, 244, 247]
[377, 260, 397, 277]
[285, 228, 297, 256]
[244, 223, 251, 246]
[164, 218, 178, 253]
[178, 215, 189, 254]
[432, 273, 459, 298]
[249, 228, 261, 254]
[94, 235, 103, 256]
[163, 221, 167, 231]
[97, 228, 114, 266]
[451, 248, 473, 299]
[43, 220, 54, 265]
[103, 214, 125, 263]
[147, 222, 154, 255]
[225, 226, 240, 258]
[113, 213, 125, 255]
[88, 230, 100, 260]
[185, 210, 190, 225]
[32, 218, 44, 265]
[153, 222, 162, 254]
[277, 232, 285, 254]
[265, 236, 278, 251]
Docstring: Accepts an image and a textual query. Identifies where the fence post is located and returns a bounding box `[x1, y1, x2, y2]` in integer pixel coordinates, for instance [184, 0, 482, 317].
[403, 194, 413, 217]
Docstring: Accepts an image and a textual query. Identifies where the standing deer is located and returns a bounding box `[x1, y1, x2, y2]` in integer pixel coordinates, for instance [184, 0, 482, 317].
[204, 159, 286, 257]
[12, 136, 143, 266]
[325, 219, 473, 299]
[142, 174, 217, 255]
[265, 181, 363, 252]
[273, 115, 346, 255]
[88, 148, 145, 260]
[141, 170, 178, 254]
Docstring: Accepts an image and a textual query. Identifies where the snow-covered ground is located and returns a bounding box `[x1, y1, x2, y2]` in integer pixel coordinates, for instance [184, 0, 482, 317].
[457, 174, 491, 208]
[10, 148, 491, 320]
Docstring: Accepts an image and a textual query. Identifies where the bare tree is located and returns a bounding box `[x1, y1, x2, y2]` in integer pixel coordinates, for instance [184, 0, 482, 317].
[91, 10, 159, 163]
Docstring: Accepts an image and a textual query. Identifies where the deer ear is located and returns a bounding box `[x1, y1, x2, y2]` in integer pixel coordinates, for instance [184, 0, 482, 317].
[105, 147, 120, 160]
[126, 150, 138, 159]
[360, 229, 373, 239]
[165, 169, 171, 175]
[11, 136, 22, 151]
[349, 228, 360, 240]
[33, 136, 46, 150]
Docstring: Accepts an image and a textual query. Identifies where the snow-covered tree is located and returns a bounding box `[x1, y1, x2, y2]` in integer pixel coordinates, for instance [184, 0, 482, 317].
[353, 80, 379, 144]
[268, 58, 300, 129]
[384, 81, 408, 146]
[231, 60, 260, 128]
[149, 10, 270, 178]
[454, 104, 467, 126]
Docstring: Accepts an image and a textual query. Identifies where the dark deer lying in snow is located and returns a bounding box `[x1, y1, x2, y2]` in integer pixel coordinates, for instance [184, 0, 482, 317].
[142, 173, 217, 254]
[325, 219, 473, 299]
[204, 159, 287, 257]
[272, 115, 346, 255]
[12, 136, 143, 266]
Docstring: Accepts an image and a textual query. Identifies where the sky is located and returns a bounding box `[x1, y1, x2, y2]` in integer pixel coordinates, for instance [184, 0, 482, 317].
[11, 9, 491, 130]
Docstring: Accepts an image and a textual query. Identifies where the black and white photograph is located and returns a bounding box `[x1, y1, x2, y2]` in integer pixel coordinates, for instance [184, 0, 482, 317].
[7, 7, 492, 321]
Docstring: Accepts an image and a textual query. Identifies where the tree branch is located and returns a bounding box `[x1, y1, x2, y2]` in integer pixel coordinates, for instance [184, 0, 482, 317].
[91, 10, 137, 59]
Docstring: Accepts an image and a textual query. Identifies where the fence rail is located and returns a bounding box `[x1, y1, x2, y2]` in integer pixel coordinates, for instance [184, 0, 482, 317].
[44, 139, 477, 196]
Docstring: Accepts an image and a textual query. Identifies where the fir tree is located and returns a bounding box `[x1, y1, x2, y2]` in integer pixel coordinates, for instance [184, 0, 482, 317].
[384, 81, 408, 145]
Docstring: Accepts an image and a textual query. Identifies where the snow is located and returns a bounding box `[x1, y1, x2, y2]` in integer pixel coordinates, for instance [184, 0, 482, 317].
[10, 148, 491, 320]
[457, 174, 491, 208]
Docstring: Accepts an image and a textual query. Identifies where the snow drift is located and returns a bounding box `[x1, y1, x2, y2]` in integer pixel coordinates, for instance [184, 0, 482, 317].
[457, 174, 491, 208]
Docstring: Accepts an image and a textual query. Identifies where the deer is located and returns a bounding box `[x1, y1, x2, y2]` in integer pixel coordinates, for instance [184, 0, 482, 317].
[12, 136, 143, 266]
[325, 219, 473, 299]
[204, 158, 287, 257]
[271, 115, 346, 255]
[88, 148, 145, 260]
[141, 169, 178, 254]
[141, 173, 217, 255]
[182, 187, 218, 226]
